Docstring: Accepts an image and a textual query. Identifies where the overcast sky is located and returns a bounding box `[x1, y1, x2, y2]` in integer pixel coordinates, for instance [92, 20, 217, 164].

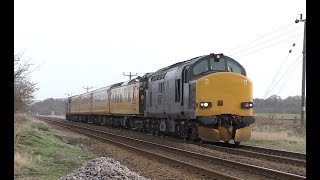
[14, 0, 306, 100]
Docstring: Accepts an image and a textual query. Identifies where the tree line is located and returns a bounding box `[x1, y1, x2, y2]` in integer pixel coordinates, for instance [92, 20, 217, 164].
[253, 95, 302, 114]
[31, 98, 66, 116]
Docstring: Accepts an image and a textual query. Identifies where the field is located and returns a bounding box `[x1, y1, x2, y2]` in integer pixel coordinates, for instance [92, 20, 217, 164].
[253, 113, 301, 120]
[242, 113, 306, 153]
[14, 114, 95, 180]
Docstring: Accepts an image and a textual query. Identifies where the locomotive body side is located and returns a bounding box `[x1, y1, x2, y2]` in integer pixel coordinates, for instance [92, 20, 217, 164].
[145, 57, 199, 120]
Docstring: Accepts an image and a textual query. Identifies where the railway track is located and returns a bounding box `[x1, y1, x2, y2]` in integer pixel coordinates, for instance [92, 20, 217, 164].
[39, 116, 305, 180]
[199, 143, 305, 167]
[237, 144, 306, 160]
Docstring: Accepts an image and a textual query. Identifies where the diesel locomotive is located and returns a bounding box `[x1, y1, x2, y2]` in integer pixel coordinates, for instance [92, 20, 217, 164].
[66, 53, 255, 144]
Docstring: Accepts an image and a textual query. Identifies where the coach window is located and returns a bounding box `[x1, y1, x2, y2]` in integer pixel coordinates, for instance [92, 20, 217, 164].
[193, 60, 209, 75]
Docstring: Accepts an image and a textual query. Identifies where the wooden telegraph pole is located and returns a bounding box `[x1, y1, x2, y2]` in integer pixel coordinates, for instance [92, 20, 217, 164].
[295, 14, 306, 126]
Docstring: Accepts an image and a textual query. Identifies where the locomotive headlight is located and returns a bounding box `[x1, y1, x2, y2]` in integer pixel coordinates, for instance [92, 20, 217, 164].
[241, 102, 253, 109]
[200, 102, 212, 108]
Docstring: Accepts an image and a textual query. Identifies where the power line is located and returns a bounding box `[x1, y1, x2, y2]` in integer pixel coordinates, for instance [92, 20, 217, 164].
[262, 35, 302, 98]
[263, 53, 291, 98]
[277, 59, 302, 95]
[234, 33, 302, 59]
[263, 53, 302, 99]
[230, 26, 302, 56]
[227, 23, 295, 53]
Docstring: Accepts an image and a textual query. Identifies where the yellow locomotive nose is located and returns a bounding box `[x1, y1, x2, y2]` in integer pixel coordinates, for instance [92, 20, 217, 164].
[196, 72, 253, 116]
[195, 72, 254, 143]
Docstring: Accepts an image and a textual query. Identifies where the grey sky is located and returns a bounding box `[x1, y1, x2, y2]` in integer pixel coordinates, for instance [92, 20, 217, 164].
[14, 0, 306, 100]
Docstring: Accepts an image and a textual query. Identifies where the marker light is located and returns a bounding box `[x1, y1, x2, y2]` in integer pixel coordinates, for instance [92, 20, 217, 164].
[199, 102, 212, 108]
[241, 102, 253, 109]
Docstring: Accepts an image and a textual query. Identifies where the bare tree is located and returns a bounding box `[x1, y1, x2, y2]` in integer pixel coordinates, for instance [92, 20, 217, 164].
[14, 53, 38, 113]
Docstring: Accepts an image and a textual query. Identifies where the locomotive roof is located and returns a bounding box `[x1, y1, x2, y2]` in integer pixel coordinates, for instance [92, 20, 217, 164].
[152, 55, 205, 75]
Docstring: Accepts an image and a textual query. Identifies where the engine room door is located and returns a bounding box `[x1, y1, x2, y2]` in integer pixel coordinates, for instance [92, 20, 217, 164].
[181, 66, 189, 112]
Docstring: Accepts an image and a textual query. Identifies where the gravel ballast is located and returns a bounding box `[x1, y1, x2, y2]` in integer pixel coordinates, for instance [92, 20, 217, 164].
[60, 157, 149, 180]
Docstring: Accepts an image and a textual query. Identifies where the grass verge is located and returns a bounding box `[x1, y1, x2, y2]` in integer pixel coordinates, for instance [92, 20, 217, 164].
[14, 115, 94, 180]
[242, 130, 306, 153]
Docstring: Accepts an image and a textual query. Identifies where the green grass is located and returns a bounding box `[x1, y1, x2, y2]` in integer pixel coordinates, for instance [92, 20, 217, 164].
[14, 121, 94, 180]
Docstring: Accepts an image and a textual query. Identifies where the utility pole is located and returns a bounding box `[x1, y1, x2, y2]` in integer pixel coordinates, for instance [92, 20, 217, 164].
[123, 72, 138, 80]
[295, 14, 306, 126]
[65, 93, 72, 98]
[83, 86, 93, 93]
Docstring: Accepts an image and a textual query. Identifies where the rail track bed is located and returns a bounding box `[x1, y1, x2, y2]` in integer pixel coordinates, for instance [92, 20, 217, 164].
[199, 143, 305, 167]
[237, 144, 306, 160]
[38, 116, 305, 180]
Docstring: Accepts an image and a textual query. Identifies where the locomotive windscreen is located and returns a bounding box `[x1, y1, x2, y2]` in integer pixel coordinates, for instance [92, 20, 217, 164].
[191, 55, 246, 79]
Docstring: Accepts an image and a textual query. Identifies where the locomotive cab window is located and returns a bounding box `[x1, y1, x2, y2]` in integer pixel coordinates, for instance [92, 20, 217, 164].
[193, 60, 209, 75]
[209, 58, 226, 71]
[191, 55, 246, 78]
[227, 60, 242, 74]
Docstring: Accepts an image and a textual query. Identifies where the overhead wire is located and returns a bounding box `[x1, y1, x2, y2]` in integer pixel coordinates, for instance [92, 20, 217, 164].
[277, 56, 302, 95]
[262, 34, 302, 98]
[230, 26, 302, 56]
[227, 23, 296, 53]
[263, 53, 302, 99]
[234, 33, 302, 59]
[262, 53, 291, 98]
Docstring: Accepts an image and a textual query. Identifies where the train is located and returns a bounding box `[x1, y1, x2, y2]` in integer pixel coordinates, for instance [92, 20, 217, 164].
[65, 53, 255, 145]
